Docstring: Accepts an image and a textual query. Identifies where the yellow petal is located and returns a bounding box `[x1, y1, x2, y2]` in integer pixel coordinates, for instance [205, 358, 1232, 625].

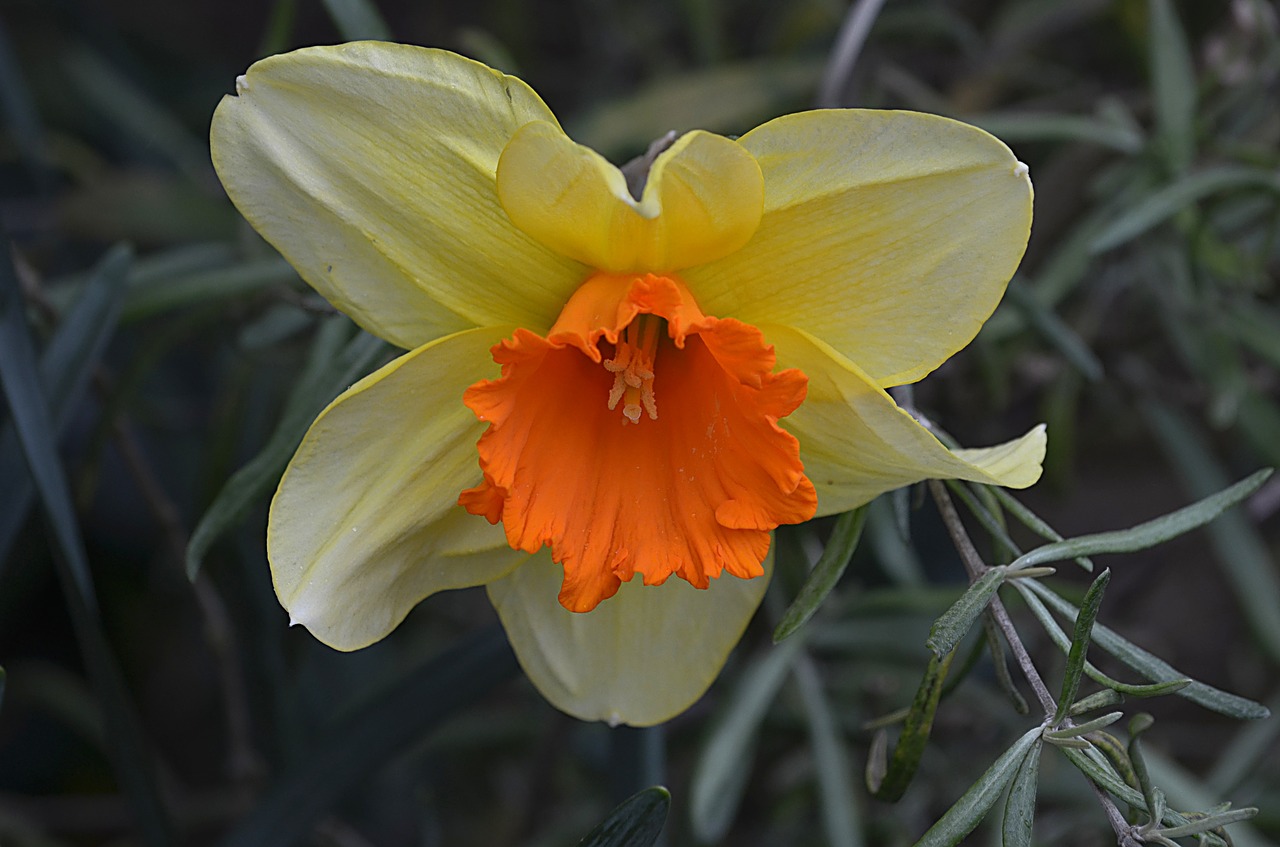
[487, 550, 770, 726]
[685, 110, 1032, 387]
[211, 43, 584, 349]
[496, 122, 763, 272]
[270, 326, 525, 651]
[764, 323, 1045, 515]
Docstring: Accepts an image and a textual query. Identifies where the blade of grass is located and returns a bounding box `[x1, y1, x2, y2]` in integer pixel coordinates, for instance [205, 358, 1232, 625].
[1003, 283, 1104, 381]
[0, 244, 129, 564]
[690, 635, 805, 843]
[793, 655, 863, 847]
[186, 322, 385, 578]
[578, 786, 671, 847]
[63, 46, 212, 184]
[0, 247, 173, 847]
[221, 627, 516, 847]
[1091, 166, 1280, 253]
[1148, 0, 1197, 173]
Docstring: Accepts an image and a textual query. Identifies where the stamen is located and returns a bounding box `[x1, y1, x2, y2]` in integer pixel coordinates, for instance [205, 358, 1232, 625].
[603, 314, 663, 424]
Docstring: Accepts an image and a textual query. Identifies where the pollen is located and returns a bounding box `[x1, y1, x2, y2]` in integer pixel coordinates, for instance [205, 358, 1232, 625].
[604, 314, 661, 423]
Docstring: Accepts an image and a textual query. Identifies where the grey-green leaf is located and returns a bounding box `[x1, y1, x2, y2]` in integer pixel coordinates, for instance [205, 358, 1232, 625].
[1021, 580, 1269, 719]
[1008, 469, 1272, 571]
[1001, 737, 1042, 847]
[926, 567, 1006, 658]
[914, 727, 1043, 847]
[1054, 569, 1110, 723]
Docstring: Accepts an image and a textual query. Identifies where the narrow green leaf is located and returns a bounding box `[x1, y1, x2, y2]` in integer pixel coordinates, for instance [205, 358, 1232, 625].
[1061, 744, 1143, 806]
[186, 321, 385, 578]
[1091, 166, 1280, 253]
[774, 506, 867, 642]
[1008, 469, 1272, 571]
[1054, 569, 1110, 723]
[0, 248, 173, 847]
[926, 567, 1006, 658]
[1143, 401, 1280, 663]
[1001, 738, 1042, 847]
[1156, 808, 1258, 840]
[1128, 713, 1160, 820]
[319, 0, 391, 40]
[578, 786, 670, 847]
[793, 655, 863, 847]
[1004, 284, 1104, 381]
[221, 628, 516, 847]
[1148, 0, 1197, 173]
[914, 727, 1043, 847]
[0, 244, 129, 563]
[1019, 580, 1269, 719]
[870, 649, 955, 801]
[690, 636, 805, 842]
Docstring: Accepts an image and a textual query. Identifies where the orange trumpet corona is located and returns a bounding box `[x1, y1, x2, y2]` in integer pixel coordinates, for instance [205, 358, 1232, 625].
[460, 272, 818, 612]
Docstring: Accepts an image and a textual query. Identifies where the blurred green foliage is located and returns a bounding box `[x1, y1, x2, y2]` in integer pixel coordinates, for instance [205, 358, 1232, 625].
[1, 0, 1278, 845]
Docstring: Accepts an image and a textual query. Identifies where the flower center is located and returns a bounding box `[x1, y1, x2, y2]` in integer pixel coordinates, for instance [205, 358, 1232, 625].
[458, 272, 818, 612]
[603, 315, 663, 423]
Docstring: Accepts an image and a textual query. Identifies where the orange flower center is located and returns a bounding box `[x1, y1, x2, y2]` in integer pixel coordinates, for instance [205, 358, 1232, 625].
[458, 272, 818, 612]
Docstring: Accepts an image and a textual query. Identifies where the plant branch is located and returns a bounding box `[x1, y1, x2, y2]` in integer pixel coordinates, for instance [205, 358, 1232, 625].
[928, 480, 1058, 716]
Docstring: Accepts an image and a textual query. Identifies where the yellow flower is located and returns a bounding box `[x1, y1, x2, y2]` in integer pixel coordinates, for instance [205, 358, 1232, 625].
[210, 42, 1045, 726]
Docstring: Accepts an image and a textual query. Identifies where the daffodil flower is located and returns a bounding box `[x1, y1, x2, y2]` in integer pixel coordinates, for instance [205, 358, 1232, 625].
[211, 42, 1045, 726]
